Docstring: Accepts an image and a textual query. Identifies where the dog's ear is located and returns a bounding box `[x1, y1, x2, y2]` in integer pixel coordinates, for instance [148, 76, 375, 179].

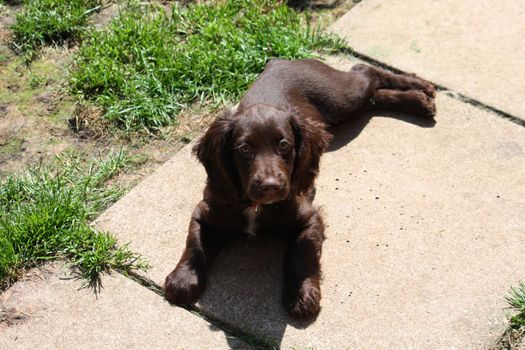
[193, 109, 240, 199]
[290, 113, 332, 195]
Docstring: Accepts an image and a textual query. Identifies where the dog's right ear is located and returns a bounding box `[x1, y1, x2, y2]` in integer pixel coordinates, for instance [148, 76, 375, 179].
[193, 109, 240, 199]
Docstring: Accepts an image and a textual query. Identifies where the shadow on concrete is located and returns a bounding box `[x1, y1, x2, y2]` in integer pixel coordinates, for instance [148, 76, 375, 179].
[199, 111, 435, 349]
[328, 110, 436, 152]
[199, 233, 319, 349]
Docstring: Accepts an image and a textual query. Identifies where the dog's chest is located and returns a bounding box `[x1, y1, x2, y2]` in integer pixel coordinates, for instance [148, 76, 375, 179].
[242, 206, 260, 236]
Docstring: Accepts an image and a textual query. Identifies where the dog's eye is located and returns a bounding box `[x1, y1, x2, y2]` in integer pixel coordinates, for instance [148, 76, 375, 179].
[237, 144, 254, 157]
[278, 139, 291, 153]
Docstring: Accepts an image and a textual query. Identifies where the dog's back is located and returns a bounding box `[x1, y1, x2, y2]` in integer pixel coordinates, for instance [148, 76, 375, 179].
[239, 59, 372, 125]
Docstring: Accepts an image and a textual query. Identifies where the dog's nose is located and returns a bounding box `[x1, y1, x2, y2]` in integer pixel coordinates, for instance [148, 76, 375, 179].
[261, 177, 280, 194]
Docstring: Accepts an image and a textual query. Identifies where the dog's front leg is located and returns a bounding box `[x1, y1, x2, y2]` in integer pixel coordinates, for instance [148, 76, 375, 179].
[165, 201, 221, 305]
[283, 210, 325, 319]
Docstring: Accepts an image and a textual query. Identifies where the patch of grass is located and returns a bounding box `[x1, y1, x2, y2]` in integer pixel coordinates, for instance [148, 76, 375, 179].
[507, 281, 525, 328]
[70, 0, 344, 133]
[0, 149, 147, 289]
[28, 73, 45, 88]
[10, 0, 101, 62]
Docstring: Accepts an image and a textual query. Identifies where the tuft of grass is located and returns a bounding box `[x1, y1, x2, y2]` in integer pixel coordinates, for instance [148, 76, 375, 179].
[0, 149, 147, 289]
[70, 0, 344, 133]
[10, 0, 101, 62]
[29, 73, 45, 88]
[507, 281, 525, 328]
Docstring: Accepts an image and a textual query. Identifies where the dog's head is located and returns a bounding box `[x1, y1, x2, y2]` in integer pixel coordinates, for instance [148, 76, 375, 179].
[193, 104, 331, 204]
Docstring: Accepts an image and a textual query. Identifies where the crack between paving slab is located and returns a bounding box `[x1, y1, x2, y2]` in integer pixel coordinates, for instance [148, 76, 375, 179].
[121, 270, 278, 350]
[338, 47, 525, 128]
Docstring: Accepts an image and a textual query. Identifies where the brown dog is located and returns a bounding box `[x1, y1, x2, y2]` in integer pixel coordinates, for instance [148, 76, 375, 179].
[164, 59, 435, 319]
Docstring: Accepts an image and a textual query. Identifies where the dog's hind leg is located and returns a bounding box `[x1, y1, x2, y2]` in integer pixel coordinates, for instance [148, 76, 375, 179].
[372, 89, 436, 118]
[351, 64, 436, 97]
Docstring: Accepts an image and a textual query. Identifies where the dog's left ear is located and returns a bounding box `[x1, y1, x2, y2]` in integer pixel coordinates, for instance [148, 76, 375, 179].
[290, 113, 332, 195]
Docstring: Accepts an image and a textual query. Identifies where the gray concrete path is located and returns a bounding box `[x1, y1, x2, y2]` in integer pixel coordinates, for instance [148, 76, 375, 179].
[329, 0, 525, 120]
[0, 262, 249, 349]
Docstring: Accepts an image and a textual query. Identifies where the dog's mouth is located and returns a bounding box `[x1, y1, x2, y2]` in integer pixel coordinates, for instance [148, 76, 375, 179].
[246, 186, 289, 206]
[251, 197, 281, 206]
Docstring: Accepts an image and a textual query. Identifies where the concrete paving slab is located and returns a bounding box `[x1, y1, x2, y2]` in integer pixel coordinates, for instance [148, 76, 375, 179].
[329, 0, 525, 120]
[0, 262, 249, 349]
[94, 59, 525, 349]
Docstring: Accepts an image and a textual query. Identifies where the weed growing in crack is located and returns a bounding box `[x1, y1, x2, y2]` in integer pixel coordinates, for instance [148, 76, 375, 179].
[507, 281, 525, 328]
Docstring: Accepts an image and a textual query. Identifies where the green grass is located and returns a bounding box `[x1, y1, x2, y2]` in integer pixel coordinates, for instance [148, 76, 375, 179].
[29, 73, 45, 88]
[507, 281, 525, 328]
[70, 0, 344, 133]
[0, 149, 147, 289]
[10, 0, 101, 62]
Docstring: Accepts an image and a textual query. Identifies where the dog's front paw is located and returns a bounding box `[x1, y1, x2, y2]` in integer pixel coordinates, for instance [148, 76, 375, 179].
[284, 279, 321, 319]
[164, 265, 204, 305]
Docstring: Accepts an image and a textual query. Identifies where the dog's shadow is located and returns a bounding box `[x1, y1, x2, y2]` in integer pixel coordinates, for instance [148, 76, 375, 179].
[199, 235, 307, 349]
[198, 110, 435, 348]
[328, 110, 436, 152]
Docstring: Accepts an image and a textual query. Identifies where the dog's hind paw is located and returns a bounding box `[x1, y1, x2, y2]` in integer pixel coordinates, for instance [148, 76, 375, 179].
[419, 91, 437, 118]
